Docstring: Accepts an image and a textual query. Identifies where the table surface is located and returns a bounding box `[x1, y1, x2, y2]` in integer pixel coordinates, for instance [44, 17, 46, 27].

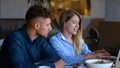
[115, 61, 120, 68]
[65, 61, 120, 68]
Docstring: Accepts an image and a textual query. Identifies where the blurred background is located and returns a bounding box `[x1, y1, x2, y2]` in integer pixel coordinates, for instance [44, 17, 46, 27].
[0, 0, 120, 56]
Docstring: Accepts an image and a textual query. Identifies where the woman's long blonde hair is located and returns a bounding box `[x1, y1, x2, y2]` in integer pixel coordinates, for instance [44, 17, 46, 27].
[59, 10, 82, 55]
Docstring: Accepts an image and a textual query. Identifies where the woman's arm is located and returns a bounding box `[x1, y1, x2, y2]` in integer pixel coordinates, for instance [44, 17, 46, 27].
[49, 37, 85, 65]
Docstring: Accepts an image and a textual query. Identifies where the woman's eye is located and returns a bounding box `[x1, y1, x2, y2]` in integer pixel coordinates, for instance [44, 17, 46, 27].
[72, 21, 76, 24]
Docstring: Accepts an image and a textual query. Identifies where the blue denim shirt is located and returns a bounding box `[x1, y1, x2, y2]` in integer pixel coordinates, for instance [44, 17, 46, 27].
[49, 32, 94, 65]
[0, 26, 60, 68]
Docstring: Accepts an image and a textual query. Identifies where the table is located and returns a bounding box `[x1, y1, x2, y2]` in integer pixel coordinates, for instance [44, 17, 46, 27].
[65, 61, 120, 68]
[65, 66, 72, 68]
[115, 61, 120, 68]
[65, 65, 87, 68]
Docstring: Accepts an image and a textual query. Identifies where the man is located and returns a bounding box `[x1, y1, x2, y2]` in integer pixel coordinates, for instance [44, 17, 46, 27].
[0, 5, 64, 68]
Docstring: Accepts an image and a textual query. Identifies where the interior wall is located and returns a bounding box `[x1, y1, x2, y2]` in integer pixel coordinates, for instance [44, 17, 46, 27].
[98, 22, 120, 56]
[0, 0, 105, 19]
[0, 19, 25, 39]
[99, 22, 120, 48]
[90, 0, 105, 18]
[0, 0, 1, 17]
[0, 0, 28, 18]
[105, 0, 120, 21]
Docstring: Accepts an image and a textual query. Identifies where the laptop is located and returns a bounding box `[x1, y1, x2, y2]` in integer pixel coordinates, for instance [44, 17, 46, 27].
[115, 49, 120, 67]
[111, 49, 120, 68]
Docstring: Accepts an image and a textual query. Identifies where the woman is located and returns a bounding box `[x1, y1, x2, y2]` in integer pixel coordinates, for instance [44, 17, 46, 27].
[49, 10, 110, 65]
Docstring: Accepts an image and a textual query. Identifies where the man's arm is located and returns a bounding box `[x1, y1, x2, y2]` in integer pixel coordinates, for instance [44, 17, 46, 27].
[54, 59, 65, 68]
[40, 40, 65, 68]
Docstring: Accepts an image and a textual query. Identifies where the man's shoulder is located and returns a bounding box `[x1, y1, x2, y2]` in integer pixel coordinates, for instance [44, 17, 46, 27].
[1, 29, 23, 49]
[4, 29, 24, 42]
[8, 30, 22, 38]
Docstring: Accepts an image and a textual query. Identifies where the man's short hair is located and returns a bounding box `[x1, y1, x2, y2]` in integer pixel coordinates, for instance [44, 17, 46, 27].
[25, 5, 52, 24]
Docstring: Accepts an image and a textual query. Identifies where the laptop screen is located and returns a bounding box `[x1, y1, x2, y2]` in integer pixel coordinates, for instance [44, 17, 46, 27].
[115, 49, 120, 66]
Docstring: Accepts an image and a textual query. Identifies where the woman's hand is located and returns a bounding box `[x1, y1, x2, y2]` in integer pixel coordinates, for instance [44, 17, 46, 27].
[84, 52, 110, 60]
[95, 49, 111, 57]
[94, 52, 110, 59]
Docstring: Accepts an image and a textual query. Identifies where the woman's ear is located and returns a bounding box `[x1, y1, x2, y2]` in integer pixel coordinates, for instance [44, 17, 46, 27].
[64, 22, 67, 27]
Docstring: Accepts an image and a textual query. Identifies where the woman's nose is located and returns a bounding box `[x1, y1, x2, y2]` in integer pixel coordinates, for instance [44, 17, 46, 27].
[76, 24, 79, 28]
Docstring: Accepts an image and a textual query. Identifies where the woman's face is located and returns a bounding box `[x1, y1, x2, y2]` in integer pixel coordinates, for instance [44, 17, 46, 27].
[64, 14, 80, 35]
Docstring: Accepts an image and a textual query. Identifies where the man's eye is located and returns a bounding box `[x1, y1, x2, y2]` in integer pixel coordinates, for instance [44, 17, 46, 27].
[47, 24, 50, 26]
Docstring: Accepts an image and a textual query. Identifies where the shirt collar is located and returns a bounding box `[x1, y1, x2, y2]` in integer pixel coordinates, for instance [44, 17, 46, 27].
[57, 32, 68, 41]
[57, 32, 75, 47]
[19, 24, 33, 44]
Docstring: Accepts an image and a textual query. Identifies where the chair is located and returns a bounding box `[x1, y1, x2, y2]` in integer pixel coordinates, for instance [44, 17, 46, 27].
[86, 28, 99, 51]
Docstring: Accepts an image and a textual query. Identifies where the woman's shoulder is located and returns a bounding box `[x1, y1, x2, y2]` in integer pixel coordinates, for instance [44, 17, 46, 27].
[49, 33, 59, 40]
[50, 32, 62, 40]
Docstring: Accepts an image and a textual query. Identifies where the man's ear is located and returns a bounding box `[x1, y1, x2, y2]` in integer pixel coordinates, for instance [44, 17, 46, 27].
[34, 22, 40, 30]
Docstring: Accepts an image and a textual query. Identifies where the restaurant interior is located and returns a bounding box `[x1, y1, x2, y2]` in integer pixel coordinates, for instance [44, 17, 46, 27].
[0, 0, 120, 56]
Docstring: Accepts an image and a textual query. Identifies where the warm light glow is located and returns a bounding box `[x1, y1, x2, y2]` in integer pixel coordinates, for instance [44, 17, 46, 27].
[84, 8, 89, 16]
[50, 1, 55, 7]
[50, 0, 90, 19]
